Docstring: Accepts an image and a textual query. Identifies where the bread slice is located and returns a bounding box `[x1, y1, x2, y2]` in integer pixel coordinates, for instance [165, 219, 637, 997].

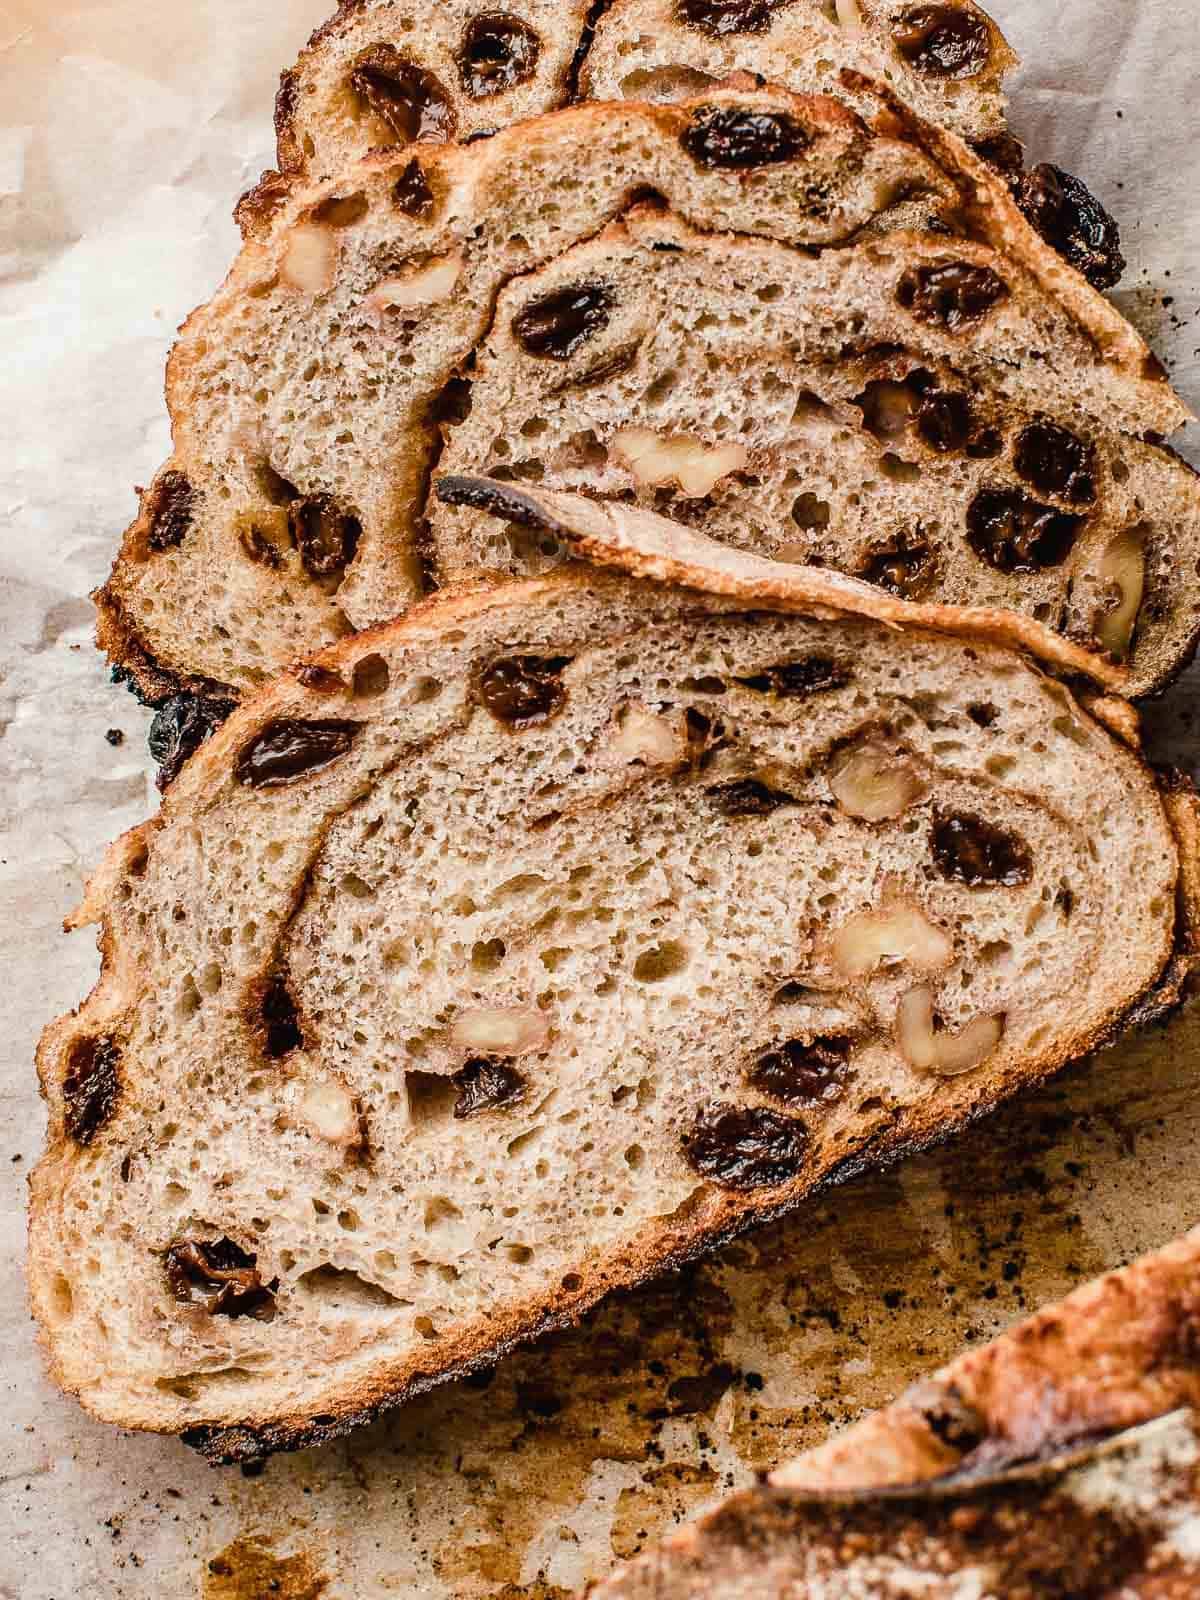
[584, 0, 1015, 149]
[97, 82, 1186, 716]
[431, 201, 1200, 698]
[591, 1228, 1200, 1597]
[35, 527, 1199, 1462]
[268, 0, 1014, 189]
[260, 0, 1126, 292]
[267, 0, 597, 187]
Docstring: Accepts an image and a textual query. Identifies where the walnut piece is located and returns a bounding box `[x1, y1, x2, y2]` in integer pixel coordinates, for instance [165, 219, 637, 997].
[832, 903, 953, 980]
[612, 428, 748, 497]
[606, 703, 687, 767]
[451, 1006, 550, 1055]
[830, 743, 928, 822]
[1094, 528, 1146, 658]
[297, 1078, 360, 1144]
[281, 224, 338, 295]
[366, 252, 463, 319]
[896, 986, 1004, 1076]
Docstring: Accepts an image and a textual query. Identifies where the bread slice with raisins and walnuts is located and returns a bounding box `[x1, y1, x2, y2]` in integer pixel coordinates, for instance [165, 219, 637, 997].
[589, 1227, 1200, 1598]
[35, 510, 1200, 1462]
[261, 0, 1123, 290]
[100, 80, 1189, 743]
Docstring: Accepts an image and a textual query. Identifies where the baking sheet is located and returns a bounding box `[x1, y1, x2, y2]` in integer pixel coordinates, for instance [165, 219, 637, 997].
[1, 1, 1197, 1594]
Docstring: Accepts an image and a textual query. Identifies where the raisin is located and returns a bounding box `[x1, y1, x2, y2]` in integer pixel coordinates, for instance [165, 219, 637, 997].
[966, 488, 1082, 573]
[916, 389, 972, 452]
[682, 107, 811, 170]
[62, 1036, 121, 1146]
[239, 522, 284, 569]
[897, 261, 1008, 330]
[1014, 420, 1097, 505]
[708, 778, 798, 816]
[967, 702, 998, 728]
[746, 1037, 852, 1108]
[148, 690, 238, 792]
[287, 495, 362, 578]
[164, 1238, 277, 1321]
[512, 284, 613, 359]
[860, 535, 935, 598]
[349, 47, 456, 144]
[966, 428, 1003, 459]
[677, 0, 788, 35]
[931, 811, 1033, 887]
[459, 13, 541, 98]
[479, 655, 571, 725]
[892, 6, 991, 78]
[393, 158, 436, 218]
[261, 974, 303, 1059]
[736, 657, 850, 696]
[682, 1102, 809, 1190]
[235, 719, 360, 788]
[1014, 164, 1125, 291]
[453, 1059, 527, 1118]
[145, 471, 195, 552]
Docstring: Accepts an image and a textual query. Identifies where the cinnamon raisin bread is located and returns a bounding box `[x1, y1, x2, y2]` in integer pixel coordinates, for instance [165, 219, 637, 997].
[98, 84, 1187, 713]
[591, 1228, 1200, 1597]
[34, 540, 1198, 1462]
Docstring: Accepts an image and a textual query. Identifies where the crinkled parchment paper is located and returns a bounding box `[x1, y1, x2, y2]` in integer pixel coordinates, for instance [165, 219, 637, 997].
[1, 2, 1197, 1595]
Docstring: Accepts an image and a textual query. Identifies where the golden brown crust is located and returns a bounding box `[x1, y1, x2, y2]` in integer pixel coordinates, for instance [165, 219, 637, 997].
[776, 1226, 1200, 1492]
[434, 475, 1133, 691]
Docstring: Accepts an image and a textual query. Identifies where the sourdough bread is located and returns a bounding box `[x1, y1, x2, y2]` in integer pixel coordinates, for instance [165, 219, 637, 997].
[35, 542, 1197, 1461]
[591, 1228, 1200, 1596]
[261, 0, 1126, 290]
[98, 84, 1186, 713]
[270, 0, 1015, 188]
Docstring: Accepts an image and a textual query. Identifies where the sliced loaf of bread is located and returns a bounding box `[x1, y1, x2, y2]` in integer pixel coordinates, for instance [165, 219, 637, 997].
[591, 1227, 1200, 1597]
[36, 532, 1198, 1462]
[98, 84, 1186, 714]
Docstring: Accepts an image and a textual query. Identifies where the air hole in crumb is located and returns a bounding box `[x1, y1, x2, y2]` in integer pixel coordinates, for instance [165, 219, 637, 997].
[424, 1196, 463, 1230]
[471, 938, 506, 973]
[562, 1273, 583, 1292]
[353, 654, 390, 698]
[297, 1265, 406, 1311]
[49, 1275, 74, 1324]
[791, 492, 831, 530]
[634, 941, 689, 983]
[508, 1125, 545, 1158]
[405, 1071, 458, 1128]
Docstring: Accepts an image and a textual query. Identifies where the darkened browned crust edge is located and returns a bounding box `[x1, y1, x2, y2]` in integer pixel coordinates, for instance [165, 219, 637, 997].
[32, 561, 1194, 1465]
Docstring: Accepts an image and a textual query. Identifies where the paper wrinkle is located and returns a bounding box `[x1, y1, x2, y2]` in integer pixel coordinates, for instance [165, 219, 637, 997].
[1, 1, 1198, 1596]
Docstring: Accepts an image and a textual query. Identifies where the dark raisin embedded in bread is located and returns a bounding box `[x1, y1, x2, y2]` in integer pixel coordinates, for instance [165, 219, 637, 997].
[1014, 162, 1126, 291]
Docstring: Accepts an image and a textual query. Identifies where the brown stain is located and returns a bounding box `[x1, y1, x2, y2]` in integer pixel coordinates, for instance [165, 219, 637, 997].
[610, 1462, 719, 1562]
[203, 1535, 330, 1600]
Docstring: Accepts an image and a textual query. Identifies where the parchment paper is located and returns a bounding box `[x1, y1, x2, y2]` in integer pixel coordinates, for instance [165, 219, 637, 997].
[1, 3, 1197, 1595]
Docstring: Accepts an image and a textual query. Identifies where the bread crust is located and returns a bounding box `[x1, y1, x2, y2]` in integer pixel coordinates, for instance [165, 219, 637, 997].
[32, 535, 1196, 1462]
